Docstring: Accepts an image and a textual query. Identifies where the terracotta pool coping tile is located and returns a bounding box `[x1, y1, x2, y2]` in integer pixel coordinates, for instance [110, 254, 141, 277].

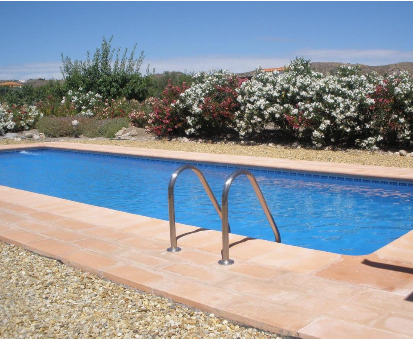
[217, 295, 321, 338]
[216, 275, 304, 304]
[371, 312, 413, 337]
[284, 293, 349, 315]
[73, 213, 144, 229]
[81, 227, 131, 241]
[168, 249, 220, 266]
[376, 232, 413, 264]
[281, 250, 342, 274]
[42, 229, 90, 243]
[60, 250, 120, 275]
[270, 272, 364, 301]
[247, 242, 321, 268]
[0, 222, 14, 233]
[173, 229, 221, 249]
[316, 253, 413, 295]
[120, 222, 170, 239]
[225, 238, 285, 261]
[350, 288, 413, 317]
[0, 202, 37, 215]
[223, 261, 287, 280]
[157, 279, 242, 318]
[298, 316, 410, 339]
[120, 218, 168, 230]
[25, 239, 80, 259]
[0, 230, 46, 247]
[16, 220, 55, 233]
[29, 211, 65, 222]
[102, 264, 167, 293]
[117, 249, 171, 268]
[324, 301, 390, 328]
[53, 218, 96, 231]
[118, 236, 167, 251]
[162, 263, 225, 283]
[198, 233, 250, 254]
[74, 238, 124, 254]
[0, 212, 28, 224]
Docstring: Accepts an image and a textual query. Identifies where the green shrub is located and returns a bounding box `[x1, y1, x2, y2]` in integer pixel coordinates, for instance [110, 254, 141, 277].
[36, 116, 129, 138]
[147, 71, 194, 98]
[36, 116, 76, 137]
[0, 81, 65, 107]
[98, 118, 129, 138]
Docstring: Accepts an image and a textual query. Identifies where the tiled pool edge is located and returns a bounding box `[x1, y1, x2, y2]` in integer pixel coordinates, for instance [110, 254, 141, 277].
[3, 146, 413, 189]
[1, 142, 413, 338]
[2, 141, 413, 182]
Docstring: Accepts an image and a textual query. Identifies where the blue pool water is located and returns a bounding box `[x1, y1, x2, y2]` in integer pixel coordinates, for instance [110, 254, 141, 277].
[0, 148, 412, 255]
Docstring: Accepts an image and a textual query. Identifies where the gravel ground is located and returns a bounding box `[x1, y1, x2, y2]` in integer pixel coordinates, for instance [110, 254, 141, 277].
[1, 137, 412, 168]
[0, 241, 280, 339]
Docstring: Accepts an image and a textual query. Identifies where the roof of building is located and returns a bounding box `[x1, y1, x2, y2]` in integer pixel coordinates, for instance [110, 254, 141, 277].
[0, 81, 23, 87]
[262, 67, 285, 72]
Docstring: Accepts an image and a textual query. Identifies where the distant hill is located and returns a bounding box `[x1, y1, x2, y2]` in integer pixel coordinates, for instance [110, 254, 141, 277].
[24, 78, 54, 88]
[238, 62, 413, 78]
[310, 62, 413, 75]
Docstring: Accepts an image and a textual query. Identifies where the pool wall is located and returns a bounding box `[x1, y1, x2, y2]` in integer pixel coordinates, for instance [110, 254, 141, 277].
[1, 142, 413, 338]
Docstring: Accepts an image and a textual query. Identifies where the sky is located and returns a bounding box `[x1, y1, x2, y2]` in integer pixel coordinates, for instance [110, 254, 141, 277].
[1, 1, 413, 80]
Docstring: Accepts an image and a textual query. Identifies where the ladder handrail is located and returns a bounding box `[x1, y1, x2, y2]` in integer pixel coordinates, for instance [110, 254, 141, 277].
[167, 164, 223, 252]
[219, 169, 281, 265]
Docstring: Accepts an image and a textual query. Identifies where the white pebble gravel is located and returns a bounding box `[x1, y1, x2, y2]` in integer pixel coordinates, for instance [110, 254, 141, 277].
[0, 241, 282, 339]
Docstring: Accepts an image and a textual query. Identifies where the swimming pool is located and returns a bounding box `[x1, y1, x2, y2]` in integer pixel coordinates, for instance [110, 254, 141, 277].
[1, 147, 412, 255]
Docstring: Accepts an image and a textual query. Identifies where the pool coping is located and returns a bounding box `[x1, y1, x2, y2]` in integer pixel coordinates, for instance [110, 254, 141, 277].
[1, 141, 413, 338]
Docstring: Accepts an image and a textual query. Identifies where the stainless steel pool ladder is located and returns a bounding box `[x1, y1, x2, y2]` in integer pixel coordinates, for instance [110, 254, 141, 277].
[219, 169, 281, 265]
[167, 164, 225, 253]
[167, 165, 281, 266]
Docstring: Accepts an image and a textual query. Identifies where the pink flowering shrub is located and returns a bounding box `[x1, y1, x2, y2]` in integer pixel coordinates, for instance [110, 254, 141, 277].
[145, 81, 189, 137]
[129, 98, 153, 128]
[197, 77, 246, 136]
[363, 75, 413, 147]
[174, 71, 247, 137]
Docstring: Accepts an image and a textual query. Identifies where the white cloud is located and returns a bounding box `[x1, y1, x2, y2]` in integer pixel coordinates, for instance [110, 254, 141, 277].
[0, 62, 62, 81]
[0, 56, 291, 80]
[2, 49, 412, 80]
[298, 49, 413, 65]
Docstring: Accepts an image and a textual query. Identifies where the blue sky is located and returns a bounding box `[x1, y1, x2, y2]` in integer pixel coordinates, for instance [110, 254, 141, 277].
[1, 1, 413, 80]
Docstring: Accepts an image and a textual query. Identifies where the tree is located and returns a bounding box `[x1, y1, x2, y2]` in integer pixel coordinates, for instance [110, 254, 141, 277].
[61, 36, 150, 100]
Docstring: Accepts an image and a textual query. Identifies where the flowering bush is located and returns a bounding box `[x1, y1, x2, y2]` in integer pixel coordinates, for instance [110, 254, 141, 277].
[361, 72, 413, 148]
[36, 87, 145, 122]
[61, 88, 104, 117]
[235, 58, 413, 149]
[128, 98, 154, 128]
[34, 88, 103, 117]
[0, 104, 15, 134]
[94, 97, 141, 120]
[0, 103, 42, 134]
[145, 81, 190, 137]
[173, 70, 246, 137]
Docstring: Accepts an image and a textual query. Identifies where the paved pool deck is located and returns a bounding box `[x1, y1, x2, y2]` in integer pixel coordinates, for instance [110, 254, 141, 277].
[0, 142, 412, 338]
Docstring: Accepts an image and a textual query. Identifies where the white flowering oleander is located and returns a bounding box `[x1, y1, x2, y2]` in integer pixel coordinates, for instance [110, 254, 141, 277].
[173, 70, 239, 135]
[0, 104, 15, 135]
[0, 103, 42, 134]
[62, 88, 103, 116]
[233, 59, 413, 148]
